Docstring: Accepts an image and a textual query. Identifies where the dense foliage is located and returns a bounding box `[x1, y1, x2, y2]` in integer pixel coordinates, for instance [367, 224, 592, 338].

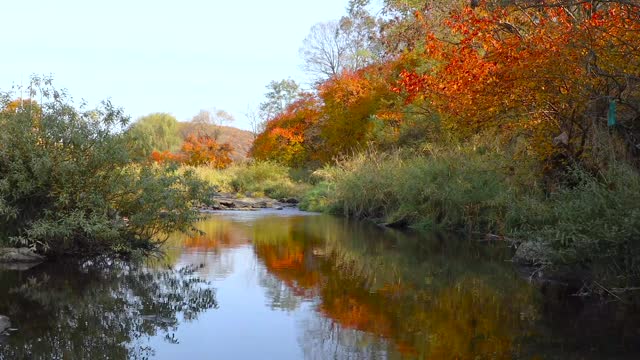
[0, 79, 215, 255]
[252, 0, 640, 292]
[127, 110, 237, 168]
[253, 0, 640, 171]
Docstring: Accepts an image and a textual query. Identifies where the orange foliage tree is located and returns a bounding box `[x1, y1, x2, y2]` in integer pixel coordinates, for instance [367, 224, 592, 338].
[150, 150, 185, 164]
[180, 133, 233, 168]
[318, 65, 401, 160]
[396, 1, 640, 163]
[249, 1, 640, 169]
[149, 132, 233, 168]
[250, 93, 322, 167]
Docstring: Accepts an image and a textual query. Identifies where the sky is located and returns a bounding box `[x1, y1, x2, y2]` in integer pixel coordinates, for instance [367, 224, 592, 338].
[1, 0, 357, 130]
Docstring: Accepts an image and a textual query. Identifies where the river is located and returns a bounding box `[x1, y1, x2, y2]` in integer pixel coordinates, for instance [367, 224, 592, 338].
[1, 209, 638, 359]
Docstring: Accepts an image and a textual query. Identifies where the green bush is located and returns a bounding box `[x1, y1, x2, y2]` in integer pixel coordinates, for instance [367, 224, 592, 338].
[0, 78, 214, 255]
[515, 164, 640, 287]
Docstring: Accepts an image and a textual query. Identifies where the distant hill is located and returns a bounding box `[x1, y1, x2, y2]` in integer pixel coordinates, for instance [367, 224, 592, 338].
[177, 122, 254, 162]
[216, 125, 254, 162]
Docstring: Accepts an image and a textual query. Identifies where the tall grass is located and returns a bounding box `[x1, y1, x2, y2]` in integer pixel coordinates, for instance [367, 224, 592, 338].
[300, 142, 640, 290]
[185, 161, 310, 199]
[302, 143, 541, 232]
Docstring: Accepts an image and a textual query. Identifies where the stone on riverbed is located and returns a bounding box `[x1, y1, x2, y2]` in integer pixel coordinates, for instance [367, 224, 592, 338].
[0, 316, 10, 334]
[200, 193, 298, 212]
[513, 241, 551, 265]
[0, 248, 45, 263]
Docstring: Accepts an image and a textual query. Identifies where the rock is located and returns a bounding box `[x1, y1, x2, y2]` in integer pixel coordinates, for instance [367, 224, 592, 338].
[0, 262, 42, 271]
[203, 194, 294, 212]
[279, 198, 299, 204]
[553, 132, 569, 146]
[0, 316, 10, 334]
[0, 248, 45, 263]
[513, 241, 551, 265]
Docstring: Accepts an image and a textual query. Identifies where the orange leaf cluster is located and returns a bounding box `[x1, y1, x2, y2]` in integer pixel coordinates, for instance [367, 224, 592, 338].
[150, 133, 233, 168]
[252, 1, 640, 167]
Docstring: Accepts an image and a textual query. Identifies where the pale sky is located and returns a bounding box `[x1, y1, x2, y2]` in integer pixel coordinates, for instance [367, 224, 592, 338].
[1, 0, 359, 130]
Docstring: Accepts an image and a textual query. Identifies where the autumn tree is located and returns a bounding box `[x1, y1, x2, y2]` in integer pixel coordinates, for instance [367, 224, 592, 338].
[319, 64, 401, 160]
[181, 133, 233, 168]
[396, 1, 640, 165]
[251, 93, 321, 167]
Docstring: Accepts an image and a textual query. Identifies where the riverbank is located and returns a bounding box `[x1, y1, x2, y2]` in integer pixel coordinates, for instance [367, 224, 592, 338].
[232, 147, 639, 299]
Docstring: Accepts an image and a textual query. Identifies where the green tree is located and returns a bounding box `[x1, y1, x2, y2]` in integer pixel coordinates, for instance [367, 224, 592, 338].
[127, 113, 182, 158]
[0, 77, 214, 254]
[259, 79, 302, 121]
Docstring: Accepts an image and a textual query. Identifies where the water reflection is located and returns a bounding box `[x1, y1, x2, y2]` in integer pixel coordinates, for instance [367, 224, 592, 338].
[181, 212, 639, 359]
[246, 215, 538, 359]
[0, 259, 216, 359]
[1, 211, 638, 359]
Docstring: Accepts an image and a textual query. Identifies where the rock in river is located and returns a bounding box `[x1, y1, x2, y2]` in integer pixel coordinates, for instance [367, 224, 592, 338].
[0, 315, 10, 334]
[0, 248, 45, 263]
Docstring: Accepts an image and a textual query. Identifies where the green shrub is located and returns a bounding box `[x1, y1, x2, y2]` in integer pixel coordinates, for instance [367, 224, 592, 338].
[299, 181, 335, 212]
[0, 78, 214, 255]
[515, 164, 640, 287]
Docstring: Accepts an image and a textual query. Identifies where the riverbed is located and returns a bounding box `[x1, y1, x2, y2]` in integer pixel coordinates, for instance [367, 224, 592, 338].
[1, 210, 638, 359]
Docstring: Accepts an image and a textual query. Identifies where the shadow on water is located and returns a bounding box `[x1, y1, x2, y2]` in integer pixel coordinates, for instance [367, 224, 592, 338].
[0, 210, 638, 359]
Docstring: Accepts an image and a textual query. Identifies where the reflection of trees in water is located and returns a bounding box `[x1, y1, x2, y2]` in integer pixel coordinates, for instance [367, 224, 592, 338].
[299, 314, 389, 360]
[0, 258, 217, 359]
[249, 214, 540, 358]
[258, 269, 302, 312]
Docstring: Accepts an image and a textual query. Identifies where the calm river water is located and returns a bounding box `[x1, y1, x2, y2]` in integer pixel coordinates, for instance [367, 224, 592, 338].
[1, 209, 639, 359]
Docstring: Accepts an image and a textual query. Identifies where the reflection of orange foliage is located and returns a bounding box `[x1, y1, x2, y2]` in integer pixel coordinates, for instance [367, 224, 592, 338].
[255, 242, 321, 297]
[253, 237, 533, 358]
[319, 295, 393, 338]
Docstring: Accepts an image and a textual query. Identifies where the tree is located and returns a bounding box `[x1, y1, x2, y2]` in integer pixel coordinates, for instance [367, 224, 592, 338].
[259, 79, 302, 121]
[300, 21, 350, 81]
[187, 108, 235, 140]
[127, 113, 182, 158]
[245, 104, 265, 139]
[395, 2, 640, 164]
[0, 78, 214, 254]
[300, 6, 382, 83]
[181, 134, 233, 168]
[251, 93, 321, 167]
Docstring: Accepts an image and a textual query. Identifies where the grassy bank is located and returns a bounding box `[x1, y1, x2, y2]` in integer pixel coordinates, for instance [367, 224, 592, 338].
[184, 161, 310, 200]
[297, 144, 640, 293]
[183, 142, 639, 293]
